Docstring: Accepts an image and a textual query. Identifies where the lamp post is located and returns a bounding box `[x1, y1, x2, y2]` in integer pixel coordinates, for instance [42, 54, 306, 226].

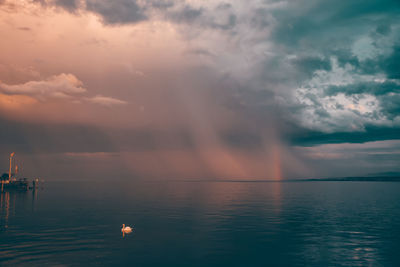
[9, 152, 15, 181]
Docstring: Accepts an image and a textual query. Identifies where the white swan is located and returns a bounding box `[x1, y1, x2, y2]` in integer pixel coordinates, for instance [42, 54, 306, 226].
[121, 224, 133, 234]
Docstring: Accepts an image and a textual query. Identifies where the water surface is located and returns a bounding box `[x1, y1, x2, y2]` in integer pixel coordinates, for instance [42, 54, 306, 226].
[1, 180, 400, 266]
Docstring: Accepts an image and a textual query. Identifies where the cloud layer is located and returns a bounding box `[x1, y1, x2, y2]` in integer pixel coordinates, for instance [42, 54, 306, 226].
[1, 0, 399, 179]
[0, 73, 126, 106]
[0, 73, 86, 100]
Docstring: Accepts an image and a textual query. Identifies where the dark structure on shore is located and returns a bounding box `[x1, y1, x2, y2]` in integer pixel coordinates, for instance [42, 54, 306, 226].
[1, 153, 29, 192]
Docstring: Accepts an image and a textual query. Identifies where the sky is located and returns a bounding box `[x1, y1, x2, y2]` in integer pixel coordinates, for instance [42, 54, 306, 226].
[0, 0, 399, 180]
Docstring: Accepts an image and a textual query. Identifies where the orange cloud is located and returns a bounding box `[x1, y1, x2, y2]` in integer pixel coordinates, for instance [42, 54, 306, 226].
[0, 93, 37, 110]
[0, 73, 86, 100]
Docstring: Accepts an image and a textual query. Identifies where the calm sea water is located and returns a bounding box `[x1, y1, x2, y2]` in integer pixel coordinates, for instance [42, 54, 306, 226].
[1, 180, 400, 266]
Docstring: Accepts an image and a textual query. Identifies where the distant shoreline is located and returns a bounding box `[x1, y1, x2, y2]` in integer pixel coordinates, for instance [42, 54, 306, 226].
[293, 176, 400, 182]
[19, 177, 400, 183]
[157, 177, 400, 183]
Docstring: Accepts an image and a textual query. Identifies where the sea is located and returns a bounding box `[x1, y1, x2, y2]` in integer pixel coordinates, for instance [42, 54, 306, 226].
[1, 180, 400, 266]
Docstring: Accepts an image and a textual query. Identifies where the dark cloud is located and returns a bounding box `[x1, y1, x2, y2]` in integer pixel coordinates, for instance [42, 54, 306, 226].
[292, 56, 331, 79]
[53, 0, 79, 12]
[32, 0, 147, 23]
[268, 0, 400, 80]
[375, 23, 392, 36]
[86, 0, 147, 25]
[289, 125, 400, 146]
[384, 45, 400, 79]
[271, 0, 400, 47]
[345, 43, 400, 79]
[326, 81, 400, 96]
[34, 0, 238, 30]
[166, 3, 237, 31]
[32, 0, 79, 12]
[378, 94, 400, 120]
[147, 0, 174, 9]
[244, 0, 400, 140]
[168, 5, 203, 24]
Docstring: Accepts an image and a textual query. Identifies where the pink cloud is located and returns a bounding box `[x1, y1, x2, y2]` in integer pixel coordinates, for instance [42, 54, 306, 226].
[86, 95, 127, 106]
[0, 73, 86, 100]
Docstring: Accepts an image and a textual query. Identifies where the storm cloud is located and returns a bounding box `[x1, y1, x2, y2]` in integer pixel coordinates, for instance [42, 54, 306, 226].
[1, 0, 399, 179]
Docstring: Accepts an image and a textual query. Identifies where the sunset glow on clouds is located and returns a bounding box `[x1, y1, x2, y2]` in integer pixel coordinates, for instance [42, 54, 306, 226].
[1, 0, 399, 179]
